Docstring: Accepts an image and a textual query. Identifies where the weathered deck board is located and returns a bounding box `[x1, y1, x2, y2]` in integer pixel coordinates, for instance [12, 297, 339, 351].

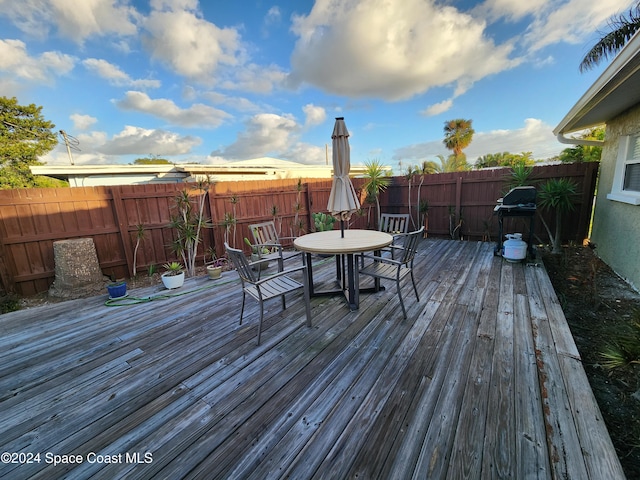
[0, 239, 625, 479]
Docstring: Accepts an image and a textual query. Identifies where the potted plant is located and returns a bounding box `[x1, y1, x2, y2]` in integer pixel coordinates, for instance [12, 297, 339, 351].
[206, 258, 226, 279]
[244, 237, 271, 270]
[167, 179, 213, 278]
[161, 261, 185, 289]
[106, 280, 127, 299]
[312, 212, 336, 232]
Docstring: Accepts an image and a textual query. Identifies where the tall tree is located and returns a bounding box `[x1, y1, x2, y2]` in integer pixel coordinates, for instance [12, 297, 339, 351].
[475, 151, 536, 169]
[0, 97, 57, 189]
[422, 154, 469, 173]
[580, 3, 640, 72]
[443, 119, 474, 157]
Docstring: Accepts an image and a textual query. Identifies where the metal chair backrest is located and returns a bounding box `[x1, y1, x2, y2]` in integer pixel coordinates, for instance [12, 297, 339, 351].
[395, 227, 424, 265]
[249, 221, 280, 246]
[225, 242, 258, 284]
[379, 213, 410, 235]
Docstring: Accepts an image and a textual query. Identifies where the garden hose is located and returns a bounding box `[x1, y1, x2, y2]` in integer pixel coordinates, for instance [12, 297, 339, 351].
[104, 256, 335, 307]
[104, 278, 238, 307]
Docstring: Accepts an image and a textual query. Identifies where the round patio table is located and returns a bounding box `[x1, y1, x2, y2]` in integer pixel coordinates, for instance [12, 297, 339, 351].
[294, 229, 393, 310]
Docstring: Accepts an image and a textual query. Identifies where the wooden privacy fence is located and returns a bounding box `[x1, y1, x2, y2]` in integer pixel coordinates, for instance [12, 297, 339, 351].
[0, 162, 598, 296]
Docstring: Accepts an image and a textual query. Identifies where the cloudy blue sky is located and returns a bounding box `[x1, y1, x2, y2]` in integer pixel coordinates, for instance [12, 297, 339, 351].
[0, 0, 634, 172]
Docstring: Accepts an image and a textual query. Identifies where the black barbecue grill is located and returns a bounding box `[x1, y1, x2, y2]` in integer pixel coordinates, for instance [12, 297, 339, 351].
[493, 186, 537, 258]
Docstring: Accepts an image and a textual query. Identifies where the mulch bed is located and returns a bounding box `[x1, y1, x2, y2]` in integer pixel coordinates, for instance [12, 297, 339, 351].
[542, 245, 640, 478]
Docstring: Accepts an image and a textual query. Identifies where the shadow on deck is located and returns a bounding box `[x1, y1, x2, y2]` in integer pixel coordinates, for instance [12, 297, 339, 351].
[0, 239, 624, 479]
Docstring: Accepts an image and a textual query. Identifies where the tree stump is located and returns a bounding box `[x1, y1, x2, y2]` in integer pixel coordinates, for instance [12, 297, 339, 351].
[49, 238, 106, 298]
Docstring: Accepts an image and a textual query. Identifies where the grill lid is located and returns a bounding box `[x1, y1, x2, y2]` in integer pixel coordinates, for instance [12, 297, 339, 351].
[497, 186, 536, 207]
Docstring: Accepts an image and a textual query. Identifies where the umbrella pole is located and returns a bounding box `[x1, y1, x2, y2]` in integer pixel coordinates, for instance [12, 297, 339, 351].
[341, 220, 345, 238]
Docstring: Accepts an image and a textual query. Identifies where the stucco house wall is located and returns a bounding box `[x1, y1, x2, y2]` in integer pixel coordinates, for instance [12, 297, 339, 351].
[590, 105, 640, 292]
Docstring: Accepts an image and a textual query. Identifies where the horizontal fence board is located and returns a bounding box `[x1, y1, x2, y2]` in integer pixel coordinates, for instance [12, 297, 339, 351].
[0, 163, 598, 295]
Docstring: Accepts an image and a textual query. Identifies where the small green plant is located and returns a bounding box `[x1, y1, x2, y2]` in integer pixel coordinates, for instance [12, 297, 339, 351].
[507, 163, 534, 189]
[162, 261, 183, 276]
[205, 246, 226, 268]
[0, 293, 20, 314]
[148, 264, 157, 277]
[244, 237, 270, 255]
[313, 212, 336, 232]
[600, 318, 640, 369]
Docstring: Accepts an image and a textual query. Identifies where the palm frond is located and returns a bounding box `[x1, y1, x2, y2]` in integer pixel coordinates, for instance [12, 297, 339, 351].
[580, 5, 640, 72]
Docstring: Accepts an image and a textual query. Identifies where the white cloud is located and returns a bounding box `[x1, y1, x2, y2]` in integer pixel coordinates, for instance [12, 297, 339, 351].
[141, 4, 243, 83]
[70, 113, 97, 130]
[264, 6, 281, 28]
[41, 130, 107, 165]
[99, 125, 201, 155]
[288, 0, 521, 101]
[218, 63, 288, 94]
[393, 118, 561, 163]
[82, 58, 160, 89]
[150, 0, 199, 10]
[202, 91, 261, 113]
[303, 104, 326, 127]
[522, 0, 634, 52]
[284, 142, 328, 165]
[115, 91, 231, 128]
[0, 39, 75, 83]
[422, 99, 453, 116]
[467, 118, 560, 159]
[0, 0, 139, 44]
[210, 112, 329, 164]
[471, 0, 547, 22]
[41, 125, 201, 164]
[211, 113, 300, 159]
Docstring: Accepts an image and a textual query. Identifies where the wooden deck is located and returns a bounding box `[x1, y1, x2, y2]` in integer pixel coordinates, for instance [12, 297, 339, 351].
[0, 239, 625, 479]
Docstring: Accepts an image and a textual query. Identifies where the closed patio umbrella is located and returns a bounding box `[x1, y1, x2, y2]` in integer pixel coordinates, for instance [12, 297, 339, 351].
[327, 117, 360, 237]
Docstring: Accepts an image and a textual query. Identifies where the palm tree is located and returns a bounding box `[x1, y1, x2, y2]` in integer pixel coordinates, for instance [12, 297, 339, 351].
[362, 159, 392, 228]
[580, 4, 640, 72]
[443, 119, 474, 157]
[433, 154, 470, 173]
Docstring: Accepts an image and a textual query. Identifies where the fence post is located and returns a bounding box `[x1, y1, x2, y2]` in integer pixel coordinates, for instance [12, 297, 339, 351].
[577, 162, 600, 242]
[0, 240, 13, 293]
[111, 187, 134, 277]
[456, 176, 463, 228]
[305, 181, 313, 230]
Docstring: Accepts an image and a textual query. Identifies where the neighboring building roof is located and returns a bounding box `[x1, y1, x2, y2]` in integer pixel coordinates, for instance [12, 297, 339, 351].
[30, 158, 376, 187]
[554, 32, 640, 137]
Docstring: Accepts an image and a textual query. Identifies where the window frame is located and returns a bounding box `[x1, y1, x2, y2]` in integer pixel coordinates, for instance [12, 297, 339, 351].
[607, 134, 640, 205]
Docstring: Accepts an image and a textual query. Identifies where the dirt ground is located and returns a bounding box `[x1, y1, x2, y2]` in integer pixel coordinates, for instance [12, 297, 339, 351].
[4, 246, 639, 476]
[542, 245, 640, 478]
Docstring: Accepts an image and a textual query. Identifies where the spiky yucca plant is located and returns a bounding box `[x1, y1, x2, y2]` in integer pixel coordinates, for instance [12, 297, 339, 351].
[600, 318, 640, 369]
[538, 178, 578, 254]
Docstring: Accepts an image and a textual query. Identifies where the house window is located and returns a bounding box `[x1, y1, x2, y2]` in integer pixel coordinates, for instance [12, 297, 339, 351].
[607, 134, 640, 204]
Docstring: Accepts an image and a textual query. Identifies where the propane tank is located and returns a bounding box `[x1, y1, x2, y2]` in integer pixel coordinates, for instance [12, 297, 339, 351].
[502, 233, 527, 262]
